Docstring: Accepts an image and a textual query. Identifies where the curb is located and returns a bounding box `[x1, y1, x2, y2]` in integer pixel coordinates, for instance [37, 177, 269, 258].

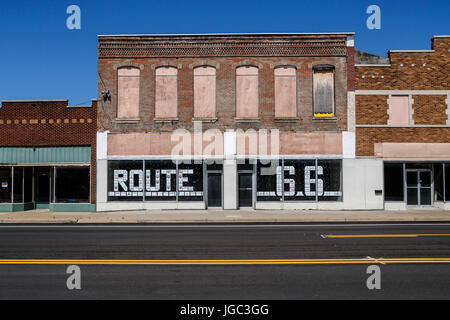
[2, 218, 450, 224]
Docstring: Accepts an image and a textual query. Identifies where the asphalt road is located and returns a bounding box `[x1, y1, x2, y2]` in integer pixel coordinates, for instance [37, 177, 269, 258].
[1, 222, 450, 299]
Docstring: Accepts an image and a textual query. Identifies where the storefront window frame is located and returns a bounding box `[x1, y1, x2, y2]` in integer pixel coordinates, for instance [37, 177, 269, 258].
[12, 167, 24, 204]
[0, 167, 12, 203]
[107, 159, 206, 203]
[53, 165, 91, 204]
[256, 158, 343, 203]
[445, 162, 448, 203]
[384, 161, 450, 205]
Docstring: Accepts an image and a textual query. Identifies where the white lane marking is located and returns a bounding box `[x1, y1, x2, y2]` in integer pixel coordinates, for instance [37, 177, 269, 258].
[320, 234, 328, 238]
[0, 223, 449, 229]
[366, 256, 386, 265]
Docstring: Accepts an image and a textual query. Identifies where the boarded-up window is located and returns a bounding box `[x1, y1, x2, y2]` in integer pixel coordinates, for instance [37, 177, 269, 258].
[155, 67, 178, 119]
[194, 66, 216, 118]
[236, 66, 259, 118]
[275, 67, 297, 118]
[390, 96, 410, 125]
[117, 67, 140, 119]
[313, 67, 334, 118]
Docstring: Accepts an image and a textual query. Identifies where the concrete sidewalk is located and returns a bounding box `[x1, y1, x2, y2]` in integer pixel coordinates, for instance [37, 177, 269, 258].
[1, 208, 450, 223]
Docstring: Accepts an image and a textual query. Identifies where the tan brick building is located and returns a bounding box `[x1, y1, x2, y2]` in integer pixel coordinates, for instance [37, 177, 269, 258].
[96, 33, 356, 211]
[354, 36, 450, 210]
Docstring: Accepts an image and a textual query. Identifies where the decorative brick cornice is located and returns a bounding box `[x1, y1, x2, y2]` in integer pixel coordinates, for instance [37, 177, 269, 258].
[99, 39, 347, 58]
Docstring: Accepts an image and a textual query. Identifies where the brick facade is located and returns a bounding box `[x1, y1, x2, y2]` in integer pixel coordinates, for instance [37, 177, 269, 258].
[355, 95, 389, 125]
[0, 100, 97, 204]
[412, 95, 448, 125]
[98, 34, 353, 135]
[355, 36, 450, 156]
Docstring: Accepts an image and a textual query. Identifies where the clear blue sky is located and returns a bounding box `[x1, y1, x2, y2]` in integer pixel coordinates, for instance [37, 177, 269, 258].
[0, 0, 448, 104]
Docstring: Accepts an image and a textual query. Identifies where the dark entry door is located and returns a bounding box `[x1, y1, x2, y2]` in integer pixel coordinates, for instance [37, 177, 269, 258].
[35, 167, 51, 208]
[207, 173, 222, 207]
[238, 173, 253, 208]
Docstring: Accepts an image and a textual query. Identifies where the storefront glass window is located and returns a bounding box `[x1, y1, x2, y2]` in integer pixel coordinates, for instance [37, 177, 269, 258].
[283, 160, 316, 201]
[13, 167, 23, 203]
[257, 159, 343, 202]
[108, 161, 144, 202]
[384, 163, 404, 201]
[256, 160, 282, 201]
[55, 167, 90, 203]
[178, 162, 203, 201]
[0, 167, 12, 203]
[445, 163, 450, 202]
[433, 163, 444, 202]
[144, 160, 177, 201]
[24, 167, 33, 203]
[317, 160, 343, 201]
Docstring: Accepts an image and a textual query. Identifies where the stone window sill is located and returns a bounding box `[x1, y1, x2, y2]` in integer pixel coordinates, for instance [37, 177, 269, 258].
[235, 118, 260, 123]
[153, 118, 179, 124]
[312, 116, 338, 121]
[192, 117, 217, 123]
[114, 118, 140, 123]
[274, 117, 299, 122]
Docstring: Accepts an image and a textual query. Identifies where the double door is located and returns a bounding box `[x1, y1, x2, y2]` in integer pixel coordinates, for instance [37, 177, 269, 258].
[406, 170, 432, 206]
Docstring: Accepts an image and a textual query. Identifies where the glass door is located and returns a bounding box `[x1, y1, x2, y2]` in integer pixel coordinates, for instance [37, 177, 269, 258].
[419, 171, 432, 205]
[406, 170, 432, 206]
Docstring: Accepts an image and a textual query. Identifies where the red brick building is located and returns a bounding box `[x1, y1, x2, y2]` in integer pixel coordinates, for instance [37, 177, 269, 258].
[355, 35, 450, 209]
[96, 33, 356, 211]
[0, 100, 97, 212]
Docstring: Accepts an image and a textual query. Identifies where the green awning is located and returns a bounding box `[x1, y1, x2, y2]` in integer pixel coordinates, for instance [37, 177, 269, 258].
[0, 146, 91, 164]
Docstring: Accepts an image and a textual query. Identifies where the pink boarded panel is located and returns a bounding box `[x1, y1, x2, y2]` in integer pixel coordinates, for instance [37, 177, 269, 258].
[236, 66, 259, 118]
[155, 67, 178, 119]
[117, 67, 140, 119]
[108, 132, 224, 156]
[194, 67, 216, 118]
[274, 67, 297, 118]
[390, 96, 409, 125]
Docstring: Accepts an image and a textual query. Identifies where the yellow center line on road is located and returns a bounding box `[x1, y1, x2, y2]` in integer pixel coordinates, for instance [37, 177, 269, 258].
[0, 258, 450, 265]
[324, 234, 450, 238]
